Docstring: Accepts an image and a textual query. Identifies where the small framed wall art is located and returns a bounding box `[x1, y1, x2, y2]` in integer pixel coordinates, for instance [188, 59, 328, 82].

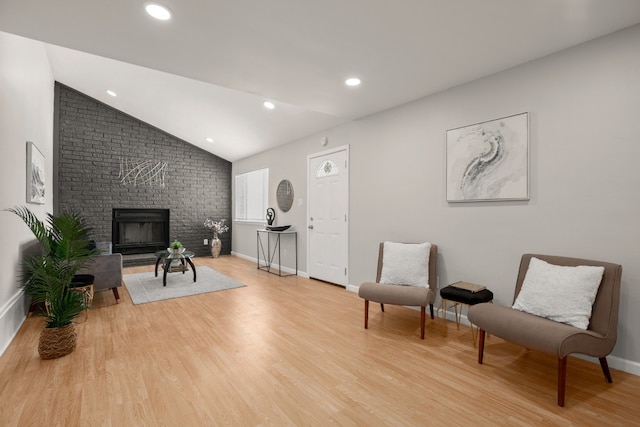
[446, 112, 529, 202]
[26, 141, 45, 204]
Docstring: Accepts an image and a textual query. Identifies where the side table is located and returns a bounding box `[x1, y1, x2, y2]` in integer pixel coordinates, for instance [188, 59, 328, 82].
[439, 281, 493, 345]
[70, 274, 95, 321]
[256, 229, 298, 277]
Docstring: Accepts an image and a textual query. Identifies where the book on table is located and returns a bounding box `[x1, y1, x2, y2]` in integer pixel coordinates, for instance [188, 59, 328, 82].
[450, 281, 486, 293]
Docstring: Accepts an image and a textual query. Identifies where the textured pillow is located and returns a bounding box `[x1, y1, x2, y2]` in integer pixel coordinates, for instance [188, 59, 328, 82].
[379, 242, 430, 287]
[512, 257, 604, 329]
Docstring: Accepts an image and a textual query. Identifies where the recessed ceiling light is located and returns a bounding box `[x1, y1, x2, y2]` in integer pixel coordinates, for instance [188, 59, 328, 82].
[345, 78, 361, 87]
[106, 90, 117, 97]
[263, 101, 275, 110]
[205, 137, 214, 143]
[145, 3, 172, 20]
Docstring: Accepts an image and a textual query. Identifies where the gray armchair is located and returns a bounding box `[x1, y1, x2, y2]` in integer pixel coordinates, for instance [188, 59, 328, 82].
[77, 253, 123, 302]
[467, 253, 622, 406]
[358, 242, 437, 339]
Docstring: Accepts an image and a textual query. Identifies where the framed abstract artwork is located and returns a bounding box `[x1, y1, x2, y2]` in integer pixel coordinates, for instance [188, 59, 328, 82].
[26, 141, 45, 204]
[446, 112, 529, 202]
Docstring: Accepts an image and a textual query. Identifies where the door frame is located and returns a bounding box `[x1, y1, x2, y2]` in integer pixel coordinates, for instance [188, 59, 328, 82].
[306, 144, 350, 286]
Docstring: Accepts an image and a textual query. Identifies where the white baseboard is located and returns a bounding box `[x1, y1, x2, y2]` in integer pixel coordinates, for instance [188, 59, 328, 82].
[437, 310, 640, 376]
[435, 309, 640, 376]
[445, 310, 640, 376]
[346, 284, 359, 293]
[573, 353, 640, 376]
[347, 285, 638, 377]
[231, 251, 255, 263]
[230, 252, 308, 278]
[0, 289, 28, 358]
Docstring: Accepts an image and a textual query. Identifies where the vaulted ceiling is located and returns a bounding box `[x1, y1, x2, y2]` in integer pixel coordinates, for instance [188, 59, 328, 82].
[2, 0, 640, 161]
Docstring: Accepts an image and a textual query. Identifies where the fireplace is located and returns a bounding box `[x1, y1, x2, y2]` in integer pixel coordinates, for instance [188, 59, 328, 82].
[112, 209, 169, 255]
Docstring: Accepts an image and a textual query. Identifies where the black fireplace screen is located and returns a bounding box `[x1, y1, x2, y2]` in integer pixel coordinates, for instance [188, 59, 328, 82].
[112, 209, 169, 255]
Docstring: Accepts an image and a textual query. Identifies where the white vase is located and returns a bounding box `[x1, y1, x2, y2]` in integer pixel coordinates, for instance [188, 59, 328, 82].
[211, 235, 222, 258]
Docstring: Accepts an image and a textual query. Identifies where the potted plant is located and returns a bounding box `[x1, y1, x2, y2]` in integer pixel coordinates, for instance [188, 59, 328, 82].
[6, 207, 98, 359]
[203, 218, 229, 258]
[169, 240, 184, 255]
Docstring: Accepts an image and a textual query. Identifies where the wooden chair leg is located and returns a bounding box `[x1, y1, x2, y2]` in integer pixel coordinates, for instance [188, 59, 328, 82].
[364, 300, 369, 329]
[558, 356, 568, 407]
[112, 287, 120, 303]
[380, 303, 384, 312]
[477, 329, 486, 364]
[420, 306, 425, 339]
[429, 303, 434, 319]
[599, 357, 613, 383]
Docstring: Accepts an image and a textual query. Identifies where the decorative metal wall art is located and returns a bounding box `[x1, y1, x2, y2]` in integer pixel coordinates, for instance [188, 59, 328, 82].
[119, 158, 168, 188]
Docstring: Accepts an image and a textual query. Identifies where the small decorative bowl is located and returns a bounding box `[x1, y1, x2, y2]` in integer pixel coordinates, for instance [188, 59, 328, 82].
[266, 225, 291, 232]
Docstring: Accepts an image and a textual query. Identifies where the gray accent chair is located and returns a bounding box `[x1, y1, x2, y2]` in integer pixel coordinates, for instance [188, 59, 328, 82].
[467, 254, 622, 407]
[77, 253, 123, 302]
[358, 243, 438, 339]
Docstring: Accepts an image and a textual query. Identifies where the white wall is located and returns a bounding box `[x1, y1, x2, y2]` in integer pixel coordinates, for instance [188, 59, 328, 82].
[232, 24, 640, 370]
[0, 31, 54, 355]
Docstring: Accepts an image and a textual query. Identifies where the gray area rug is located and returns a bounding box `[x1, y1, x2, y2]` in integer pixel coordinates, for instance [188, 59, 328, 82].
[124, 266, 246, 305]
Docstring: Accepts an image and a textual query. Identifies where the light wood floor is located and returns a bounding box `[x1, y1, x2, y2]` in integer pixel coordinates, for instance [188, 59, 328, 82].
[1, 255, 638, 426]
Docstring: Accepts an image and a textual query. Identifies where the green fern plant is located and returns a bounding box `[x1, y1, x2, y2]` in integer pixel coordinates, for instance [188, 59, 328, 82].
[6, 207, 99, 328]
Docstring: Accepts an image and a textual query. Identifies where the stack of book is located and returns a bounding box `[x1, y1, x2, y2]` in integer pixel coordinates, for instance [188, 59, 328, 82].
[450, 281, 486, 293]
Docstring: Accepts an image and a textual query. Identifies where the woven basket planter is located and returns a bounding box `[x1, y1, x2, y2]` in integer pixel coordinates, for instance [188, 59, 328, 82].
[38, 323, 77, 360]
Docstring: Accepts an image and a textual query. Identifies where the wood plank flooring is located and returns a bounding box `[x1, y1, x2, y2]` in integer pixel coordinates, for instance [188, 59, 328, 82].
[1, 255, 638, 426]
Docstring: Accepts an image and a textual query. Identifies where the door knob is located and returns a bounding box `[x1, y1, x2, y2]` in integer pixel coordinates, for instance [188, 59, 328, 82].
[308, 225, 314, 229]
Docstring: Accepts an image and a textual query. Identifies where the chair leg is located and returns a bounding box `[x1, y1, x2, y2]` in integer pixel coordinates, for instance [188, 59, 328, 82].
[364, 300, 369, 329]
[420, 306, 425, 339]
[599, 357, 613, 383]
[429, 303, 434, 320]
[477, 329, 486, 364]
[380, 303, 384, 312]
[558, 356, 568, 407]
[112, 287, 120, 303]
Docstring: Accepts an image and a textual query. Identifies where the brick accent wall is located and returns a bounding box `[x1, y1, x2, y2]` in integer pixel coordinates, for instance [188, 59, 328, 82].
[54, 83, 231, 260]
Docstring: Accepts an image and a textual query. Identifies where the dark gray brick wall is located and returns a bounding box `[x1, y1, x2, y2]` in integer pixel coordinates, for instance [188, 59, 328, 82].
[54, 83, 232, 259]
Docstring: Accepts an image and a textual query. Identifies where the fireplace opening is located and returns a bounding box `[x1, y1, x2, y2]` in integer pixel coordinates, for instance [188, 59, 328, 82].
[112, 208, 169, 255]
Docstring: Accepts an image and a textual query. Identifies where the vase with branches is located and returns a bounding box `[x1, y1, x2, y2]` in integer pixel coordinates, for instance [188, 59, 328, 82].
[203, 218, 229, 258]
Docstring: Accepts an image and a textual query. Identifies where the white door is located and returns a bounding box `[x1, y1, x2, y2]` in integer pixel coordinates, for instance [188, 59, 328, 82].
[307, 146, 349, 286]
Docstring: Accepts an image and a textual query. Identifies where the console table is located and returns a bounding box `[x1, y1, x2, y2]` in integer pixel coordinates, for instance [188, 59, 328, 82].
[256, 229, 298, 277]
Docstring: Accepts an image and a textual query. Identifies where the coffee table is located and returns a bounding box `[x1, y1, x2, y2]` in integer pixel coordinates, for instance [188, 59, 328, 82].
[154, 250, 197, 286]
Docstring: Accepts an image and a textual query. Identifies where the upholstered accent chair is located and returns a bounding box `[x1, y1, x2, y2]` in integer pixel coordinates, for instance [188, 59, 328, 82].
[358, 242, 437, 339]
[77, 253, 123, 302]
[467, 254, 622, 407]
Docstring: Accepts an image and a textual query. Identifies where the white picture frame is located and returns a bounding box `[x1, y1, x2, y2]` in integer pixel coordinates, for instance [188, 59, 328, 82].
[27, 141, 45, 204]
[446, 112, 529, 202]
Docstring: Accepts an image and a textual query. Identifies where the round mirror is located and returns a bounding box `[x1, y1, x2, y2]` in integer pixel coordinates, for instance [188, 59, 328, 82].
[276, 179, 294, 212]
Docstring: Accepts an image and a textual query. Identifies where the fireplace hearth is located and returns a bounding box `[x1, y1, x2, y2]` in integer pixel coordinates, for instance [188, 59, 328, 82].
[112, 208, 169, 255]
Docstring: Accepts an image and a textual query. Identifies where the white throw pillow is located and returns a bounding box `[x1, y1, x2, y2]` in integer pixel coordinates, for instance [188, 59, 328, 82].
[512, 257, 604, 330]
[379, 242, 431, 287]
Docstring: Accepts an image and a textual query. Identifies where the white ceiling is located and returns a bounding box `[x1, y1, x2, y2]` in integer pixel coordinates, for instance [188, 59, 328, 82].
[2, 0, 640, 162]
